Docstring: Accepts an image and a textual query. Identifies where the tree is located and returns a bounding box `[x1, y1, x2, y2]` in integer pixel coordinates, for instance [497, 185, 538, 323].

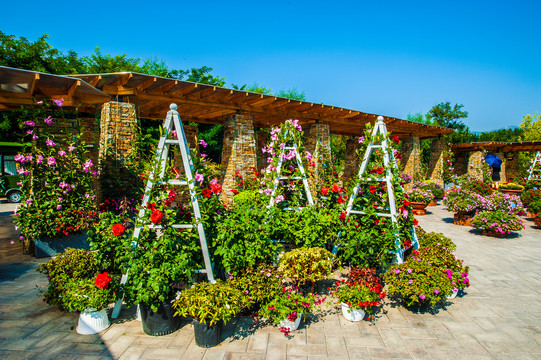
[426, 102, 468, 131]
[406, 112, 434, 125]
[519, 112, 541, 141]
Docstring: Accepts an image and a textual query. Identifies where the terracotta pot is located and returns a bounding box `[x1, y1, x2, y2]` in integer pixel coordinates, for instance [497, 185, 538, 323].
[527, 211, 538, 218]
[427, 199, 438, 207]
[453, 211, 475, 226]
[499, 189, 522, 196]
[411, 202, 428, 215]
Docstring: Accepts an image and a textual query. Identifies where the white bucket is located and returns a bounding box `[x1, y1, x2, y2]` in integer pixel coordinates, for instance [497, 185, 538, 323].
[278, 313, 302, 331]
[341, 302, 366, 322]
[77, 308, 110, 335]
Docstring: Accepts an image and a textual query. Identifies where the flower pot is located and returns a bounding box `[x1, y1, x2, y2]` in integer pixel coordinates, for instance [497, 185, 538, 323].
[453, 211, 475, 226]
[33, 232, 90, 258]
[447, 288, 459, 300]
[278, 313, 303, 331]
[76, 308, 110, 335]
[427, 199, 438, 207]
[193, 319, 223, 348]
[481, 229, 508, 238]
[527, 211, 538, 218]
[341, 302, 365, 322]
[499, 189, 522, 196]
[411, 202, 428, 215]
[140, 301, 181, 336]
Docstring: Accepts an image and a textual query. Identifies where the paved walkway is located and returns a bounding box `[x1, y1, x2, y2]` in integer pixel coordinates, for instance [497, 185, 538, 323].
[1, 201, 540, 359]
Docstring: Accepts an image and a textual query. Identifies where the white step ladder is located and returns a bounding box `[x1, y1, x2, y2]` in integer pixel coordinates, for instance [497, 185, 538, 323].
[527, 151, 541, 181]
[339, 116, 418, 263]
[112, 103, 215, 318]
[267, 129, 314, 210]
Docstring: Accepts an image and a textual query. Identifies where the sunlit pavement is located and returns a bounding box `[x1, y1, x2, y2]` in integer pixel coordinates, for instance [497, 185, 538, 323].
[0, 200, 540, 359]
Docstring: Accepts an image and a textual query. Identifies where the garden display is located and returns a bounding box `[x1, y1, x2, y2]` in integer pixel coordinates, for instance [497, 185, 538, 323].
[405, 188, 434, 215]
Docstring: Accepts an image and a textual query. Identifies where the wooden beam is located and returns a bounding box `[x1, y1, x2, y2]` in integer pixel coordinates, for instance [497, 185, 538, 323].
[87, 75, 102, 87]
[67, 80, 81, 97]
[29, 73, 40, 95]
[136, 76, 157, 91]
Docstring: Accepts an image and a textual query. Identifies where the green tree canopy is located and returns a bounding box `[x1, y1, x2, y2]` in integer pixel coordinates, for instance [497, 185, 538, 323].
[426, 102, 468, 130]
[519, 112, 541, 141]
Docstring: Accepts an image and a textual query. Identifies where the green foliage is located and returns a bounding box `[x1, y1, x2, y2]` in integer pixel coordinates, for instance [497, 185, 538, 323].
[520, 189, 541, 207]
[62, 277, 119, 312]
[277, 206, 340, 248]
[413, 181, 444, 199]
[88, 212, 131, 273]
[416, 230, 456, 252]
[172, 281, 244, 325]
[461, 179, 493, 196]
[229, 265, 283, 308]
[384, 258, 454, 308]
[471, 210, 524, 234]
[331, 281, 383, 314]
[426, 102, 468, 130]
[278, 247, 335, 287]
[519, 112, 541, 142]
[348, 267, 383, 289]
[37, 248, 99, 308]
[528, 199, 541, 214]
[230, 83, 306, 100]
[406, 188, 434, 203]
[259, 290, 314, 325]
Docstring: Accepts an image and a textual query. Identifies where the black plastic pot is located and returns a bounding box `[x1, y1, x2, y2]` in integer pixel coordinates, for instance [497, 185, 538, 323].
[193, 319, 223, 347]
[140, 301, 181, 336]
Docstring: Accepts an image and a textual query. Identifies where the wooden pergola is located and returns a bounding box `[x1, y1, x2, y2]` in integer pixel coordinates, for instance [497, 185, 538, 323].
[0, 66, 110, 109]
[72, 72, 453, 139]
[451, 141, 541, 153]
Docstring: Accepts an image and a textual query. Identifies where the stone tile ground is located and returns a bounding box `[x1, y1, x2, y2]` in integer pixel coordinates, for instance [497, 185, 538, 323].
[1, 201, 540, 359]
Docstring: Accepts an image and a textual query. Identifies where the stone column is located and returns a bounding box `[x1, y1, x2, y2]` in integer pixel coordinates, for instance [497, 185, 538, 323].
[343, 137, 361, 186]
[220, 114, 258, 199]
[503, 152, 519, 182]
[256, 130, 269, 172]
[428, 139, 445, 187]
[454, 153, 468, 176]
[304, 123, 332, 190]
[99, 102, 137, 161]
[468, 151, 484, 180]
[400, 136, 421, 189]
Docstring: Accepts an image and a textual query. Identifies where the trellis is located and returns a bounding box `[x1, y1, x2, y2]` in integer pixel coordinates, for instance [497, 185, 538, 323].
[341, 116, 418, 263]
[112, 103, 214, 318]
[527, 151, 541, 181]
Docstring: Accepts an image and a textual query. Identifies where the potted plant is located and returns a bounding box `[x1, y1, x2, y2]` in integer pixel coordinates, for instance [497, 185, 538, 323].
[521, 189, 541, 216]
[534, 214, 541, 228]
[416, 229, 457, 252]
[461, 180, 493, 196]
[442, 188, 481, 225]
[528, 199, 541, 218]
[259, 288, 314, 336]
[412, 181, 443, 203]
[405, 188, 434, 215]
[172, 281, 244, 347]
[278, 247, 335, 293]
[471, 210, 524, 237]
[331, 279, 385, 321]
[499, 182, 525, 195]
[62, 273, 119, 334]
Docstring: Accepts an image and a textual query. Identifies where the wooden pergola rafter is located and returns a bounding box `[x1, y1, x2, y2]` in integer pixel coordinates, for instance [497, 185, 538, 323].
[451, 141, 541, 154]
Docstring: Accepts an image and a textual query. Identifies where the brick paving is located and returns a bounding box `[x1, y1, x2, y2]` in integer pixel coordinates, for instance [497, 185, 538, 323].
[1, 200, 540, 359]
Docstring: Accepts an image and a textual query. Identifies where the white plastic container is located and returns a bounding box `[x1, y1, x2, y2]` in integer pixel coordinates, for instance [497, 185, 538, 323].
[278, 313, 302, 331]
[341, 302, 366, 322]
[77, 308, 110, 335]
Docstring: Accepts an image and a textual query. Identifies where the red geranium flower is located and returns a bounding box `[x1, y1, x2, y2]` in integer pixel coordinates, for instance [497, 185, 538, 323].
[369, 185, 377, 194]
[150, 209, 164, 224]
[391, 135, 400, 144]
[320, 186, 329, 195]
[339, 211, 347, 221]
[403, 239, 412, 248]
[210, 182, 222, 194]
[331, 184, 340, 193]
[95, 272, 112, 289]
[413, 219, 418, 226]
[202, 188, 212, 198]
[337, 196, 345, 204]
[111, 223, 125, 237]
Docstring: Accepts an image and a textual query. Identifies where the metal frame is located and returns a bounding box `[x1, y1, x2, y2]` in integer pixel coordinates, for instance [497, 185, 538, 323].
[112, 103, 214, 318]
[527, 151, 541, 181]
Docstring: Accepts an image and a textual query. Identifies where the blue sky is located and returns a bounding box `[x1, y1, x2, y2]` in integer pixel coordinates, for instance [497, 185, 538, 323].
[3, 0, 540, 132]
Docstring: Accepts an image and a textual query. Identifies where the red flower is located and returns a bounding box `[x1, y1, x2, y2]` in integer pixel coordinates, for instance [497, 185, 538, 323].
[150, 209, 164, 224]
[146, 202, 156, 211]
[403, 239, 412, 248]
[369, 185, 377, 194]
[379, 292, 386, 299]
[111, 223, 125, 237]
[337, 196, 345, 204]
[413, 250, 419, 255]
[413, 219, 418, 226]
[340, 211, 347, 221]
[331, 184, 340, 193]
[320, 186, 329, 195]
[210, 182, 222, 194]
[391, 135, 400, 144]
[202, 188, 212, 198]
[230, 189, 238, 195]
[95, 272, 112, 289]
[403, 199, 411, 206]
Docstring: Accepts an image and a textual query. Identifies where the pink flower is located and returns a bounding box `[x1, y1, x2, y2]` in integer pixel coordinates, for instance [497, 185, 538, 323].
[45, 139, 55, 146]
[26, 129, 33, 135]
[419, 294, 425, 300]
[44, 116, 54, 125]
[200, 154, 208, 158]
[195, 173, 204, 182]
[199, 139, 207, 148]
[36, 100, 43, 105]
[37, 155, 43, 164]
[58, 150, 66, 157]
[24, 120, 35, 127]
[68, 145, 75, 152]
[358, 136, 364, 143]
[32, 134, 39, 140]
[434, 290, 439, 294]
[47, 157, 56, 167]
[408, 280, 413, 285]
[52, 98, 64, 107]
[83, 160, 94, 172]
[275, 195, 285, 203]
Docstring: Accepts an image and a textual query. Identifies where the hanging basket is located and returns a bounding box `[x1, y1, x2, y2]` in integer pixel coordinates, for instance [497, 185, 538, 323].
[193, 319, 223, 348]
[140, 301, 181, 336]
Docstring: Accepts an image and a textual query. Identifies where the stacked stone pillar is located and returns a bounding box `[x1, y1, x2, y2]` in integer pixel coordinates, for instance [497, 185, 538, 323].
[343, 137, 362, 186]
[467, 151, 485, 180]
[220, 114, 258, 200]
[503, 153, 519, 182]
[428, 138, 445, 187]
[400, 136, 421, 189]
[454, 153, 468, 176]
[99, 102, 137, 161]
[304, 122, 332, 193]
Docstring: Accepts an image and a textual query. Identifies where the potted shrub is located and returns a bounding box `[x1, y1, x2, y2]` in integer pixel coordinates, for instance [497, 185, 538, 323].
[278, 247, 335, 293]
[412, 181, 443, 203]
[461, 180, 493, 196]
[259, 288, 314, 336]
[521, 189, 541, 216]
[442, 188, 481, 225]
[62, 273, 119, 334]
[229, 264, 283, 312]
[172, 281, 244, 347]
[480, 192, 526, 216]
[499, 182, 525, 195]
[471, 210, 524, 237]
[528, 199, 541, 218]
[331, 279, 385, 321]
[384, 258, 454, 309]
[416, 229, 457, 252]
[406, 188, 434, 215]
[534, 215, 541, 228]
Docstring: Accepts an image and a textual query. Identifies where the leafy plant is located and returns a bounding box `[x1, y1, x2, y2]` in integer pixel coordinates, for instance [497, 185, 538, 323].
[442, 187, 481, 213]
[229, 265, 283, 309]
[61, 274, 119, 312]
[412, 181, 443, 199]
[416, 230, 456, 252]
[534, 215, 541, 227]
[278, 247, 335, 290]
[528, 199, 541, 215]
[521, 189, 541, 208]
[331, 280, 384, 315]
[172, 280, 244, 326]
[348, 267, 383, 290]
[384, 258, 454, 308]
[259, 289, 314, 327]
[461, 180, 493, 196]
[406, 188, 434, 204]
[471, 210, 524, 235]
[37, 248, 100, 308]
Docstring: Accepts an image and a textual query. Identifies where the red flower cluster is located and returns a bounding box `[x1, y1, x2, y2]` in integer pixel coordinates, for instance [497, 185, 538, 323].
[340, 211, 347, 221]
[210, 182, 222, 194]
[358, 300, 380, 309]
[95, 272, 112, 289]
[391, 135, 400, 144]
[202, 188, 212, 198]
[320, 186, 329, 195]
[337, 196, 345, 204]
[370, 167, 384, 175]
[331, 184, 340, 193]
[165, 190, 177, 207]
[150, 209, 165, 224]
[369, 185, 377, 194]
[111, 223, 125, 236]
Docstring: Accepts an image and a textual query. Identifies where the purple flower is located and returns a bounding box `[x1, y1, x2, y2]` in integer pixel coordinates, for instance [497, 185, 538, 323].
[199, 139, 207, 148]
[32, 134, 39, 140]
[407, 269, 412, 274]
[434, 290, 439, 294]
[47, 157, 56, 167]
[24, 120, 35, 127]
[195, 173, 204, 182]
[44, 116, 54, 125]
[394, 269, 399, 274]
[358, 136, 364, 143]
[83, 160, 94, 172]
[68, 145, 75, 152]
[52, 98, 64, 107]
[419, 294, 425, 300]
[26, 129, 33, 135]
[275, 195, 285, 203]
[408, 280, 413, 285]
[201, 153, 208, 158]
[56, 205, 62, 210]
[58, 150, 66, 157]
[37, 155, 43, 164]
[45, 139, 55, 146]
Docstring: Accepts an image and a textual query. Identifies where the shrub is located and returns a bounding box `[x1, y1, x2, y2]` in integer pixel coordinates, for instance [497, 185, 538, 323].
[62, 275, 119, 312]
[477, 191, 526, 216]
[406, 188, 434, 204]
[278, 247, 335, 289]
[259, 289, 314, 334]
[229, 265, 283, 309]
[461, 180, 493, 196]
[408, 247, 469, 291]
[416, 231, 456, 252]
[412, 181, 443, 199]
[384, 259, 454, 307]
[521, 189, 541, 208]
[348, 267, 383, 290]
[443, 187, 481, 213]
[37, 248, 99, 308]
[528, 199, 541, 215]
[499, 182, 525, 191]
[534, 215, 541, 227]
[471, 210, 524, 235]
